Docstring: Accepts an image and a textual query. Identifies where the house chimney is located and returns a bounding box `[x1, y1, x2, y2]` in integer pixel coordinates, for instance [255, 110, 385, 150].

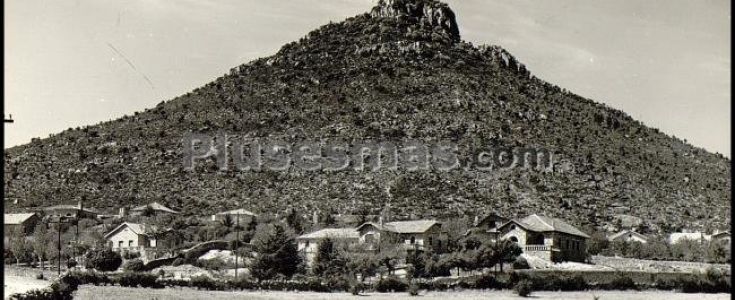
[379, 216, 384, 227]
[474, 215, 480, 227]
[78, 200, 83, 211]
[313, 211, 319, 225]
[119, 207, 128, 218]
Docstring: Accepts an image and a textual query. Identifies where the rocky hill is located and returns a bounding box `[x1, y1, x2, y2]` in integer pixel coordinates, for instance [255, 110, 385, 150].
[4, 0, 730, 233]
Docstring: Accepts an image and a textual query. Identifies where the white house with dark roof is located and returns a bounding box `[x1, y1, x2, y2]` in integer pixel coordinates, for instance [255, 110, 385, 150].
[296, 228, 360, 267]
[356, 220, 447, 253]
[104, 222, 169, 261]
[608, 230, 649, 244]
[497, 214, 590, 262]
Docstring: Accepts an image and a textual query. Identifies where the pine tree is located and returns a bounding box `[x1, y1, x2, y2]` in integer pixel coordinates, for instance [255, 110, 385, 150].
[312, 238, 347, 277]
[250, 224, 301, 280]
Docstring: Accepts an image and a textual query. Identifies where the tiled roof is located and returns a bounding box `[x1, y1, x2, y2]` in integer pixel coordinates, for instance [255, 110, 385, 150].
[385, 220, 440, 234]
[131, 202, 179, 214]
[104, 222, 154, 239]
[508, 214, 590, 238]
[298, 228, 359, 240]
[42, 205, 100, 214]
[4, 213, 37, 225]
[357, 220, 441, 234]
[608, 230, 648, 242]
[215, 208, 258, 216]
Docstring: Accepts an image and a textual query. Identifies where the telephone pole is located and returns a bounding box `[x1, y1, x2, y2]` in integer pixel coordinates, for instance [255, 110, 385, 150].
[48, 217, 72, 276]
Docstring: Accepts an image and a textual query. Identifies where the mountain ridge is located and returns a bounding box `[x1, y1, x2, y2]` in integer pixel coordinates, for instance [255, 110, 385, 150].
[4, 0, 730, 234]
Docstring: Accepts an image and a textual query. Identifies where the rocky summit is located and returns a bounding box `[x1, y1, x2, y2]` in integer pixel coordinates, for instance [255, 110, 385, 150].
[4, 0, 730, 233]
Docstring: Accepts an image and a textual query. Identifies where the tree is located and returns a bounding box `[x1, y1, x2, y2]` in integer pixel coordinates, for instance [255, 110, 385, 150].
[141, 205, 156, 217]
[9, 227, 31, 265]
[285, 209, 303, 234]
[84, 249, 122, 272]
[347, 253, 378, 282]
[313, 238, 347, 277]
[32, 223, 50, 269]
[250, 223, 301, 280]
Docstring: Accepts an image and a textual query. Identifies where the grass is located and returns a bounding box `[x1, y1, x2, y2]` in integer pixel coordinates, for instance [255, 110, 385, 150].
[73, 286, 732, 300]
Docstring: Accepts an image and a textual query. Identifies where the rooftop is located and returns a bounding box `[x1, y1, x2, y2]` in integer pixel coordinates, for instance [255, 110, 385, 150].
[4, 213, 37, 225]
[507, 214, 590, 238]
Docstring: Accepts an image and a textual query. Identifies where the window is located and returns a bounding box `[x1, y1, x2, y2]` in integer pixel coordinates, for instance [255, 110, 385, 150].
[129, 240, 134, 248]
[410, 237, 416, 244]
[118, 241, 123, 249]
[428, 237, 433, 246]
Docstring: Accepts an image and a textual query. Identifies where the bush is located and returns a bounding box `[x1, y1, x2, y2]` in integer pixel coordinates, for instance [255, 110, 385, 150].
[190, 275, 225, 290]
[514, 279, 533, 297]
[474, 274, 503, 289]
[35, 273, 44, 280]
[84, 249, 122, 272]
[408, 282, 419, 296]
[116, 272, 160, 288]
[123, 259, 146, 272]
[608, 275, 637, 290]
[512, 257, 530, 270]
[349, 282, 364, 295]
[375, 276, 408, 293]
[172, 258, 185, 267]
[195, 258, 227, 271]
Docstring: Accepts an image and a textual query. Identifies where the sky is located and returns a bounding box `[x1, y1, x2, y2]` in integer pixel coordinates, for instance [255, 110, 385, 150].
[4, 0, 731, 157]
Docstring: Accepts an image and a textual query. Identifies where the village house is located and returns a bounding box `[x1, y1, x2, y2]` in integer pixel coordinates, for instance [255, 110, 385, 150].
[296, 228, 360, 267]
[497, 214, 590, 262]
[4, 213, 40, 244]
[104, 222, 170, 261]
[356, 219, 447, 253]
[130, 202, 180, 216]
[464, 213, 509, 241]
[41, 201, 99, 220]
[668, 232, 708, 244]
[608, 230, 649, 244]
[211, 208, 258, 224]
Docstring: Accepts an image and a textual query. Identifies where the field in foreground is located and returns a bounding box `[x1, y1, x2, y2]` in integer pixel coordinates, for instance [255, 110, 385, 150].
[74, 286, 731, 300]
[4, 276, 51, 299]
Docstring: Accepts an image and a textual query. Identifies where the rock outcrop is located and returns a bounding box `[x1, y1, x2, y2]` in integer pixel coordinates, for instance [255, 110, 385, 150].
[371, 0, 460, 42]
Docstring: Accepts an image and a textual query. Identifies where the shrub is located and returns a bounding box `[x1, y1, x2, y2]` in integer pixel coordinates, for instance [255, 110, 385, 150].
[116, 272, 159, 288]
[514, 279, 533, 297]
[172, 258, 185, 267]
[84, 249, 122, 272]
[35, 273, 44, 280]
[123, 259, 146, 272]
[474, 274, 503, 289]
[375, 276, 408, 293]
[195, 257, 227, 271]
[190, 275, 225, 290]
[512, 257, 530, 270]
[608, 275, 637, 290]
[408, 282, 420, 296]
[349, 282, 364, 295]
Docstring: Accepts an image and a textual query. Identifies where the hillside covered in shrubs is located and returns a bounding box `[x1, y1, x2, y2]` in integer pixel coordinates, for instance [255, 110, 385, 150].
[4, 0, 730, 233]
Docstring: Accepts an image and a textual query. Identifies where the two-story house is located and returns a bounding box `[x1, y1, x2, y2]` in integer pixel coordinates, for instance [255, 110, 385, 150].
[356, 220, 447, 253]
[497, 214, 590, 262]
[296, 228, 360, 267]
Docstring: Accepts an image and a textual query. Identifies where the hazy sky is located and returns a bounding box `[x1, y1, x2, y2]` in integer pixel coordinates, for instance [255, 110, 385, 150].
[5, 0, 731, 156]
